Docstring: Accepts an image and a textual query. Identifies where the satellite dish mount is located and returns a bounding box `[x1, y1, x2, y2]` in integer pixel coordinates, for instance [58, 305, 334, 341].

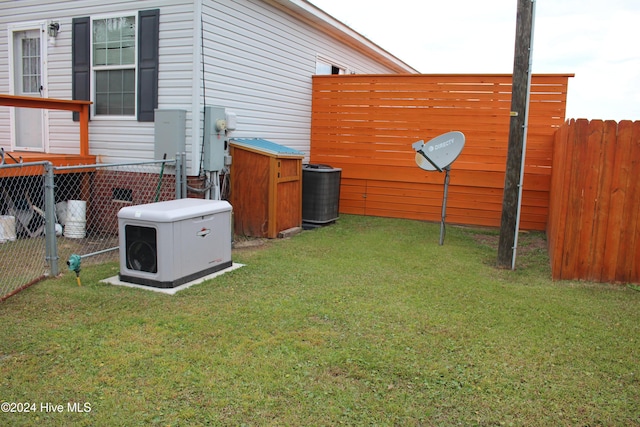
[412, 131, 465, 245]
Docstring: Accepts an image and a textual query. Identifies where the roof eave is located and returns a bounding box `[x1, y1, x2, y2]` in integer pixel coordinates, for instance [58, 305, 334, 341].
[265, 0, 419, 74]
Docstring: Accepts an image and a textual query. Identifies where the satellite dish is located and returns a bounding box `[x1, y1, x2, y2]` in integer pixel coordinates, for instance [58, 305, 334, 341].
[412, 131, 465, 172]
[411, 131, 466, 245]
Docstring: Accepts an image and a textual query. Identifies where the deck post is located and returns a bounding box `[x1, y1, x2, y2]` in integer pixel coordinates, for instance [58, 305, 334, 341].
[79, 104, 90, 156]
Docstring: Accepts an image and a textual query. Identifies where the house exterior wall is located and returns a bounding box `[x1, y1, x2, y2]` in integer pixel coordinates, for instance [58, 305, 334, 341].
[201, 0, 403, 156]
[0, 0, 410, 174]
[0, 0, 195, 166]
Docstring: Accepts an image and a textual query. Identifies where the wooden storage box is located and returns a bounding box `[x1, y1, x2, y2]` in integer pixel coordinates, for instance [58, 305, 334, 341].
[229, 138, 304, 238]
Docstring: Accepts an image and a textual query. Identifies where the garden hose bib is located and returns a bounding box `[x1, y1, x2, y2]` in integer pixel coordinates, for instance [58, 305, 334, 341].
[67, 254, 82, 286]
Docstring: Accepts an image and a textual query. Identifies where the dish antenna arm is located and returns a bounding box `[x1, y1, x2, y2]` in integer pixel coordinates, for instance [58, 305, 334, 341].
[416, 149, 443, 173]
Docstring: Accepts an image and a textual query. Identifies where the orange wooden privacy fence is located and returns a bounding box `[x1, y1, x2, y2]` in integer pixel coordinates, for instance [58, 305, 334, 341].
[547, 119, 640, 284]
[310, 74, 571, 230]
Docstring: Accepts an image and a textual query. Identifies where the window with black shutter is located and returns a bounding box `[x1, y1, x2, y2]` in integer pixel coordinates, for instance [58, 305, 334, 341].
[72, 9, 159, 122]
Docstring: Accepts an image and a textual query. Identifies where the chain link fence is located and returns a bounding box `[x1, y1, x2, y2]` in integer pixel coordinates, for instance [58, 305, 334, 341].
[1, 155, 186, 301]
[0, 162, 49, 299]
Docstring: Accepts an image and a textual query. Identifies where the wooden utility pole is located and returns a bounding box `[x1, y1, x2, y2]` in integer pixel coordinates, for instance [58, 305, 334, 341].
[497, 0, 535, 269]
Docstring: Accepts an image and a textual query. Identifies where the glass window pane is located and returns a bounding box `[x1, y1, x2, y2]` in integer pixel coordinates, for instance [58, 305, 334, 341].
[95, 71, 108, 92]
[123, 94, 135, 115]
[109, 93, 123, 115]
[92, 15, 136, 116]
[93, 16, 135, 66]
[106, 18, 122, 41]
[24, 39, 33, 56]
[315, 62, 332, 75]
[31, 58, 39, 75]
[93, 20, 106, 43]
[93, 45, 107, 66]
[123, 69, 135, 90]
[109, 70, 122, 92]
[94, 70, 135, 116]
[122, 16, 135, 38]
[20, 37, 40, 93]
[106, 41, 120, 66]
[121, 42, 135, 65]
[95, 94, 108, 114]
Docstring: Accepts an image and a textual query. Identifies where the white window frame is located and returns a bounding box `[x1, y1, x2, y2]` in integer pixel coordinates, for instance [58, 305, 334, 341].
[315, 55, 350, 75]
[90, 12, 138, 120]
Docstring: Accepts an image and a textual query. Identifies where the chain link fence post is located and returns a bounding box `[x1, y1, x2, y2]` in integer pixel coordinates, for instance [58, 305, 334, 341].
[180, 152, 187, 199]
[176, 152, 183, 199]
[44, 162, 59, 277]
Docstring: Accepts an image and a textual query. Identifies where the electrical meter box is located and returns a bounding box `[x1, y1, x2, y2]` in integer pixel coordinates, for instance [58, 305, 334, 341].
[118, 199, 232, 288]
[203, 106, 226, 171]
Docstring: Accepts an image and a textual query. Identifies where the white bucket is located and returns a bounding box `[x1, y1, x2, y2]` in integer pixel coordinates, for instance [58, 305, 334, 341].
[64, 220, 86, 239]
[0, 215, 17, 243]
[66, 200, 86, 222]
[64, 200, 86, 238]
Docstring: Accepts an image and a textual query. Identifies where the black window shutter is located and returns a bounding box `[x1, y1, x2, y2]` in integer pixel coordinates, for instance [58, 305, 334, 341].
[72, 17, 90, 122]
[138, 9, 160, 122]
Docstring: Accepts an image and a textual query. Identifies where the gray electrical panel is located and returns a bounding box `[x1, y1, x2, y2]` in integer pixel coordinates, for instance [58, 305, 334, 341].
[203, 106, 226, 171]
[154, 109, 186, 160]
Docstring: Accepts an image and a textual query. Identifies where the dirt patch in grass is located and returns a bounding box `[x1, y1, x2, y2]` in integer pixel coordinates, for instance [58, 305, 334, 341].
[463, 227, 551, 273]
[468, 230, 547, 257]
[232, 236, 270, 251]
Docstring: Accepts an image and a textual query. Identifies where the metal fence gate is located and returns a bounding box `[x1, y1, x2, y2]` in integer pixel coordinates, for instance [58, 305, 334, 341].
[0, 154, 186, 301]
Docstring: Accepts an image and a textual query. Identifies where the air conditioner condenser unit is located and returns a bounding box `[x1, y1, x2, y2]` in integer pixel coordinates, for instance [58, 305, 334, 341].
[118, 199, 232, 288]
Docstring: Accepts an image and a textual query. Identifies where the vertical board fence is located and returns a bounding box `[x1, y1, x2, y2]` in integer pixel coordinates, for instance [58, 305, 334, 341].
[310, 74, 571, 230]
[547, 119, 640, 284]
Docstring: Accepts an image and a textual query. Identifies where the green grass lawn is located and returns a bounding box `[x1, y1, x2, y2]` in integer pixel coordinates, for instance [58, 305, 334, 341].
[1, 215, 638, 426]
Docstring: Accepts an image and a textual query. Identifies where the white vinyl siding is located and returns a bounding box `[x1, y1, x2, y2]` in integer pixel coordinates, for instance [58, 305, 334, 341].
[202, 0, 399, 157]
[0, 0, 194, 162]
[0, 0, 408, 170]
[87, 3, 193, 163]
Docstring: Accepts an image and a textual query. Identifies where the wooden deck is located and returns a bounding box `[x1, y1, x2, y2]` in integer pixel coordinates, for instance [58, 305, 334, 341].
[0, 152, 98, 177]
[0, 94, 96, 175]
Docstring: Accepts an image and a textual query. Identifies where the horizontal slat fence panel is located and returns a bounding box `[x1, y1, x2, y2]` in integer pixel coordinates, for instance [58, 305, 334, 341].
[547, 119, 640, 284]
[310, 74, 570, 231]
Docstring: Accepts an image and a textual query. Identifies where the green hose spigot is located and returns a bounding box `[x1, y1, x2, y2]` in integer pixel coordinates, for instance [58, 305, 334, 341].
[67, 254, 82, 286]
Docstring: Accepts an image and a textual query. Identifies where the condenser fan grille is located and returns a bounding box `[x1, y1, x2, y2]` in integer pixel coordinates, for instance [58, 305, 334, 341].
[125, 225, 157, 273]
